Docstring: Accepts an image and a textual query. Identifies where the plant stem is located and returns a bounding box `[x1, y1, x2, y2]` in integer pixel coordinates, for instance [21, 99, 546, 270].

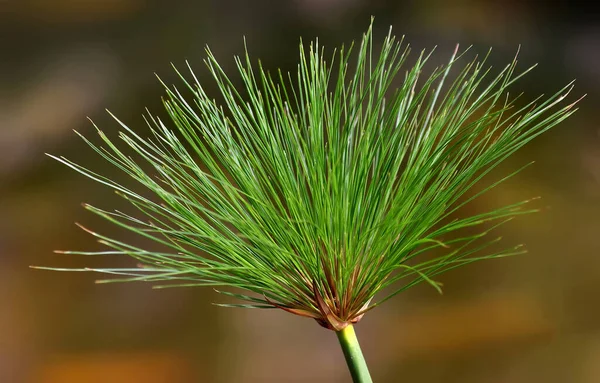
[336, 324, 373, 383]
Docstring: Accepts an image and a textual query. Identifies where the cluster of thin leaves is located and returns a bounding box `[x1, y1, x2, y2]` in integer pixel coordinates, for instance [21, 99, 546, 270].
[43, 23, 580, 330]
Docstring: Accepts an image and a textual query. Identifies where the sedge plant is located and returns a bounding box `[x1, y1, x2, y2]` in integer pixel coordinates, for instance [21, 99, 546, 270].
[39, 21, 580, 382]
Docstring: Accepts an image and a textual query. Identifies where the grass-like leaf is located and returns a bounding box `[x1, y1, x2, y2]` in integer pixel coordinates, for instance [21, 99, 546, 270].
[42, 21, 580, 332]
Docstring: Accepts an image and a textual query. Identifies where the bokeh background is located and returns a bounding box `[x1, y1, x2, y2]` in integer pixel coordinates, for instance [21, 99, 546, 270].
[1, 1, 598, 382]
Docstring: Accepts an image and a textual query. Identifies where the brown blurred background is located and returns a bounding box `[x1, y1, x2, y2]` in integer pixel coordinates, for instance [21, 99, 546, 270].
[1, 1, 598, 382]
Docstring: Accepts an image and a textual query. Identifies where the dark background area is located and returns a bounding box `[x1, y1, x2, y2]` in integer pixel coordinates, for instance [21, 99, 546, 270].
[1, 1, 599, 382]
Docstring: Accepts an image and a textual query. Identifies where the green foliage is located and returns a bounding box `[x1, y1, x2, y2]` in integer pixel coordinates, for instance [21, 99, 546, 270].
[43, 21, 579, 330]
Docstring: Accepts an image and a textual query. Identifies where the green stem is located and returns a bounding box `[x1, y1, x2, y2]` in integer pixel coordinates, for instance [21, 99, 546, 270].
[336, 324, 373, 383]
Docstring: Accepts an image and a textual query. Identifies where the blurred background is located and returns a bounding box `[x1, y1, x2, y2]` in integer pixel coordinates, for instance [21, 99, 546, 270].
[1, 1, 598, 382]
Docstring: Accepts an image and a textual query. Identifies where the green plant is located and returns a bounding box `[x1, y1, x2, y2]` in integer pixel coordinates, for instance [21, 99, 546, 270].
[40, 20, 580, 382]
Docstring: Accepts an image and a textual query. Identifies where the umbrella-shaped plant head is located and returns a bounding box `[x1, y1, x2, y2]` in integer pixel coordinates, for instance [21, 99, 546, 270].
[41, 20, 580, 382]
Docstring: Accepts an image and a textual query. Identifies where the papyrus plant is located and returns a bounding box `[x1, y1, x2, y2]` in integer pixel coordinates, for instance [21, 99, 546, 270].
[41, 21, 580, 382]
